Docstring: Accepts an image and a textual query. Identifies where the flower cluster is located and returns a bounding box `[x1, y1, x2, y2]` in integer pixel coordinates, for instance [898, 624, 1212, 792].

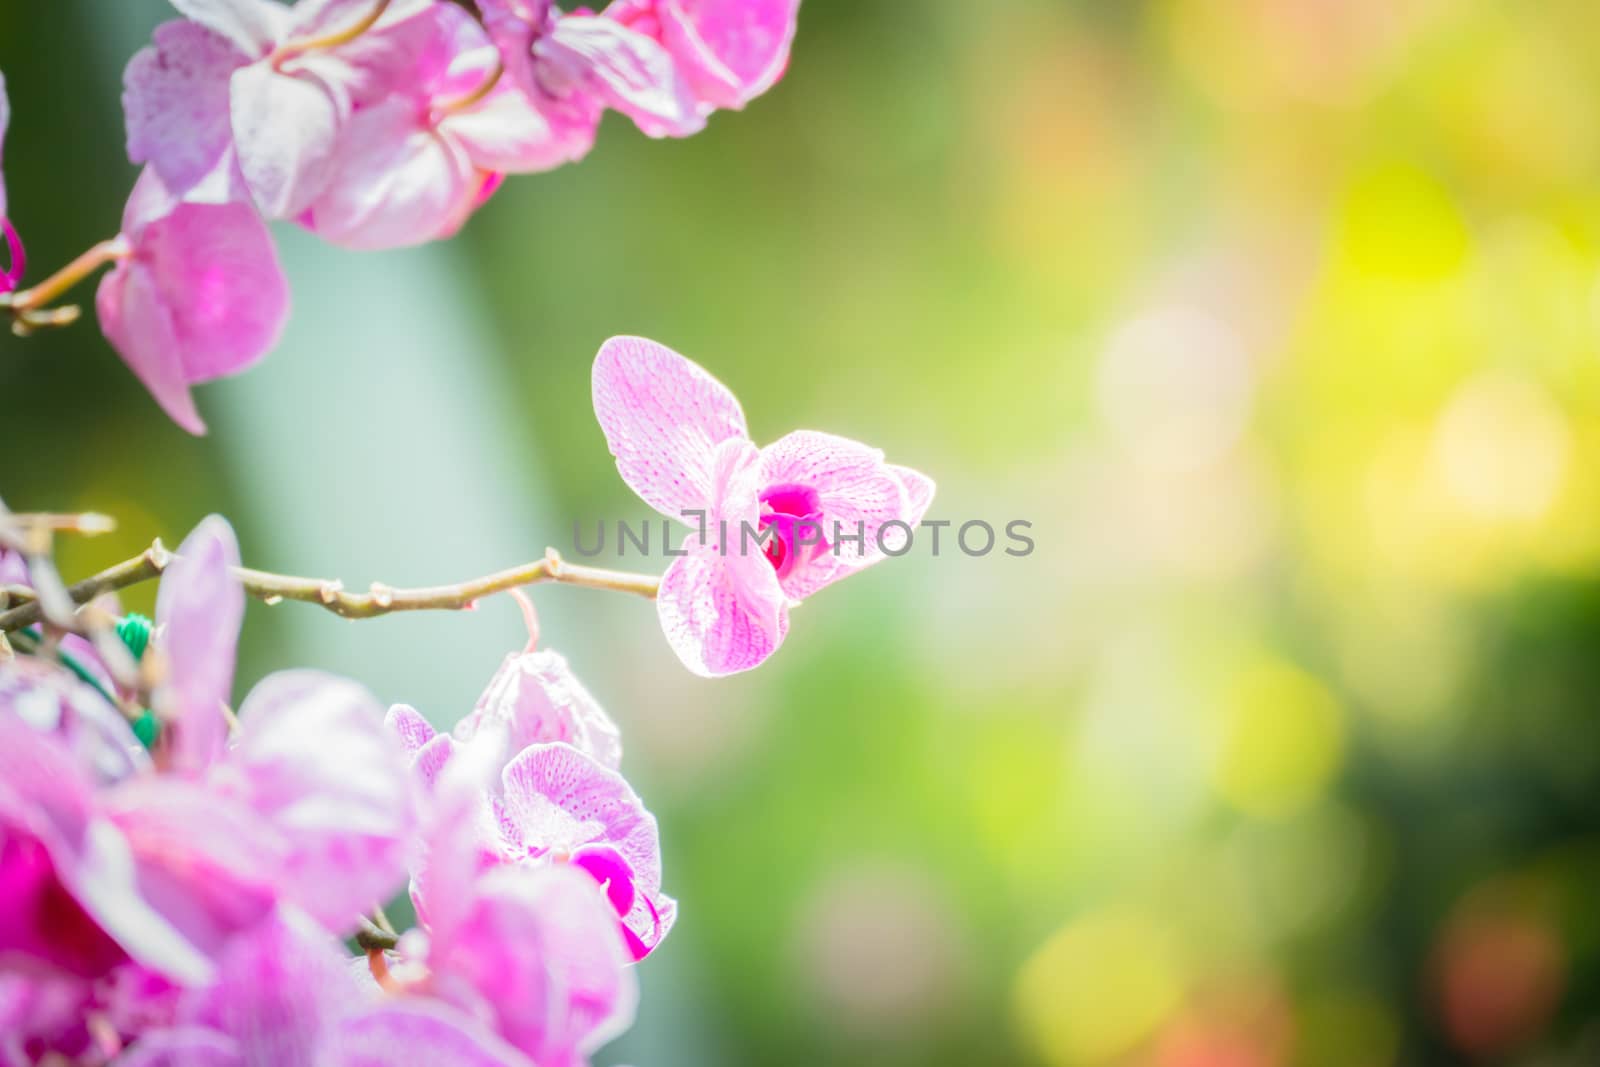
[0, 0, 800, 432]
[0, 334, 932, 1062]
[1, 517, 653, 1065]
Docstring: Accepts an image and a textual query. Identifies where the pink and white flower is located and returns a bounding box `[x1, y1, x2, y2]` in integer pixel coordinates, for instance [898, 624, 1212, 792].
[607, 0, 800, 114]
[591, 335, 935, 675]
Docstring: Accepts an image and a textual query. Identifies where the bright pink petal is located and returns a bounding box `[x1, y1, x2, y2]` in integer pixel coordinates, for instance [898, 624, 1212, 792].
[759, 430, 921, 592]
[656, 0, 798, 110]
[431, 864, 636, 1066]
[97, 259, 206, 435]
[328, 1000, 537, 1067]
[155, 515, 243, 774]
[191, 907, 365, 1059]
[459, 649, 623, 771]
[476, 0, 556, 102]
[123, 21, 248, 199]
[221, 670, 417, 935]
[543, 13, 702, 137]
[103, 777, 286, 964]
[302, 98, 476, 250]
[0, 70, 10, 220]
[101, 172, 289, 430]
[592, 335, 750, 521]
[229, 63, 343, 219]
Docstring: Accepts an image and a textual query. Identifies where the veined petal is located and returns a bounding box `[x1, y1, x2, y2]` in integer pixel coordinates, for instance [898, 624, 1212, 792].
[384, 703, 438, 758]
[592, 335, 750, 522]
[760, 429, 920, 583]
[498, 743, 662, 898]
[656, 532, 788, 676]
[459, 649, 623, 771]
[123, 21, 247, 202]
[155, 515, 244, 774]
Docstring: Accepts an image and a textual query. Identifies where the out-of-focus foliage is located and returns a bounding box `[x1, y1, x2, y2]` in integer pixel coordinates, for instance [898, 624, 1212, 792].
[4, 0, 1600, 1064]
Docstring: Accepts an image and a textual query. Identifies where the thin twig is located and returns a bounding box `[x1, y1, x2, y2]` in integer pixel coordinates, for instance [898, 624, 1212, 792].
[0, 544, 659, 633]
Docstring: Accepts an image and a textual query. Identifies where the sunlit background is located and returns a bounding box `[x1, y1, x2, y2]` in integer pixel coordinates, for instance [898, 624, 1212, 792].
[6, 0, 1600, 1063]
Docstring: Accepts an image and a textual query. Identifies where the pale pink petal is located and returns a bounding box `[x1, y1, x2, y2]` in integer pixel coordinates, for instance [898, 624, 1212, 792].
[431, 864, 636, 1066]
[656, 533, 788, 676]
[103, 777, 286, 964]
[191, 907, 365, 1059]
[656, 0, 798, 110]
[499, 743, 662, 896]
[592, 335, 750, 521]
[169, 0, 282, 55]
[285, 0, 435, 41]
[446, 76, 600, 174]
[97, 259, 206, 435]
[888, 462, 936, 520]
[222, 670, 417, 935]
[459, 649, 623, 771]
[302, 98, 476, 250]
[155, 514, 243, 774]
[385, 703, 438, 758]
[229, 63, 343, 218]
[328, 1000, 537, 1067]
[113, 1028, 244, 1067]
[543, 13, 702, 137]
[123, 21, 248, 199]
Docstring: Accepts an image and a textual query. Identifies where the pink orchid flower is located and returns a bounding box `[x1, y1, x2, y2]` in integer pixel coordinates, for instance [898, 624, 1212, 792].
[113, 906, 540, 1067]
[123, 0, 435, 217]
[389, 656, 672, 959]
[592, 335, 935, 675]
[302, 2, 595, 250]
[0, 517, 416, 1002]
[477, 0, 702, 140]
[606, 0, 800, 113]
[96, 168, 288, 436]
[1, 69, 24, 294]
[397, 752, 638, 1067]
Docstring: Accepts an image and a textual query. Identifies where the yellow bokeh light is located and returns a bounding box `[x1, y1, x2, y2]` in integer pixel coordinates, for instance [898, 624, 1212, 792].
[1212, 659, 1345, 819]
[1015, 910, 1184, 1066]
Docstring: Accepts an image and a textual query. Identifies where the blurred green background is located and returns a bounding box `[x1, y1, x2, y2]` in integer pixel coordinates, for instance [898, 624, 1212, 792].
[6, 1, 1600, 1064]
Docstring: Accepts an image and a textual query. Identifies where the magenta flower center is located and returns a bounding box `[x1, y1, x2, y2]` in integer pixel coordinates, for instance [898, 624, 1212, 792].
[758, 482, 826, 578]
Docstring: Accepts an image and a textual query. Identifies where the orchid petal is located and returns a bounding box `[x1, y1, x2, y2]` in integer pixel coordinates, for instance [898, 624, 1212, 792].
[545, 14, 702, 137]
[230, 63, 343, 219]
[155, 515, 243, 774]
[328, 999, 537, 1067]
[224, 671, 416, 936]
[592, 335, 750, 521]
[169, 0, 281, 56]
[657, 0, 798, 110]
[656, 532, 788, 676]
[459, 649, 623, 771]
[123, 21, 248, 200]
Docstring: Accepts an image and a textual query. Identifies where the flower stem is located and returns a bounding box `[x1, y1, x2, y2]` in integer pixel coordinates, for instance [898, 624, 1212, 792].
[274, 0, 394, 64]
[4, 236, 129, 334]
[0, 543, 660, 633]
